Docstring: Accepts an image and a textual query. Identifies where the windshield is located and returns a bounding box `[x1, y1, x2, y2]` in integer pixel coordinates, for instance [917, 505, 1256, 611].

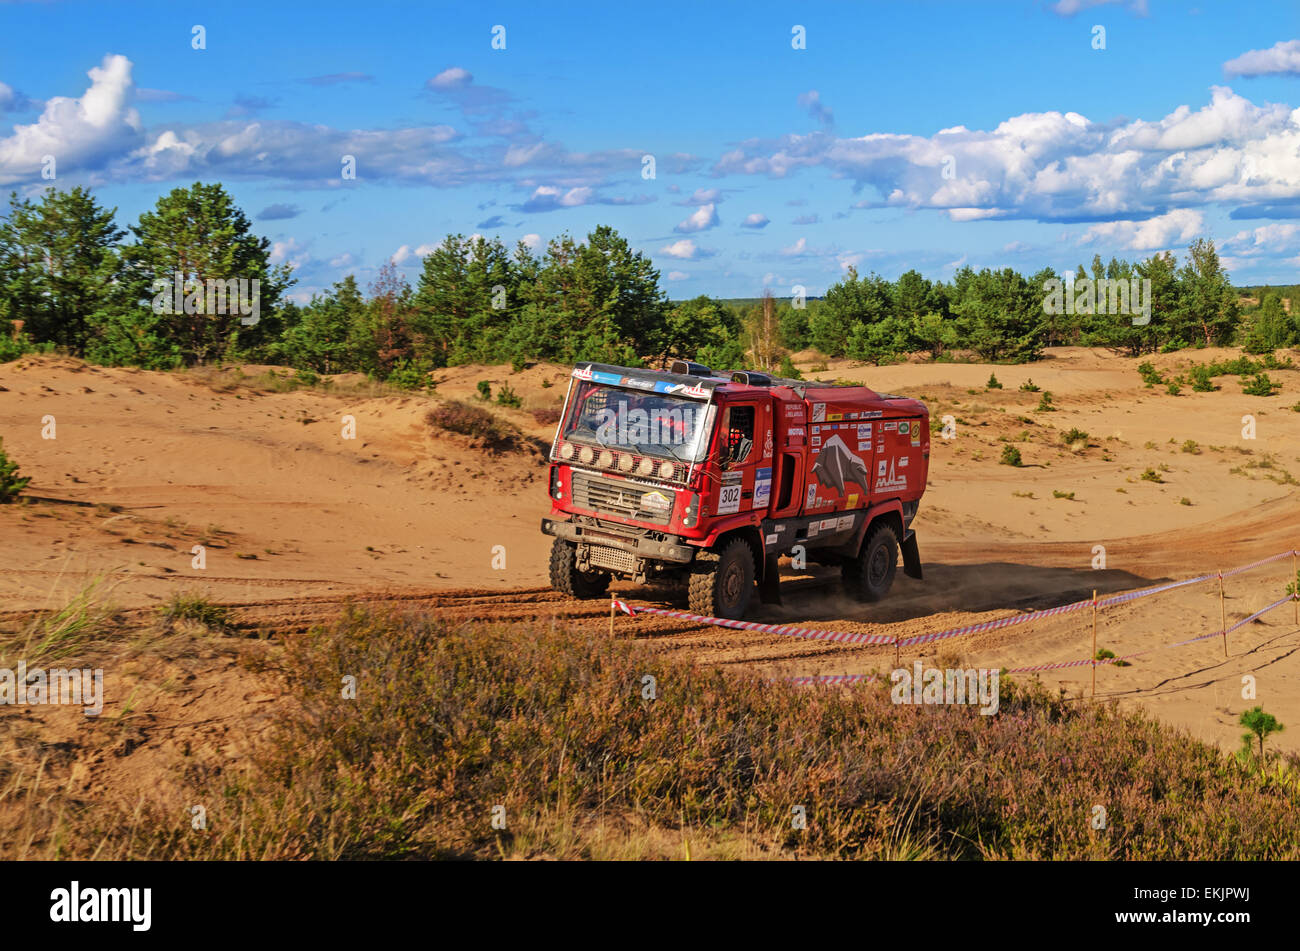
[561, 382, 715, 463]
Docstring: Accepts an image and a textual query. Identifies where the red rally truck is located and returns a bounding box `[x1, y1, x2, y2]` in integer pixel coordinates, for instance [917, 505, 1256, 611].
[540, 360, 929, 619]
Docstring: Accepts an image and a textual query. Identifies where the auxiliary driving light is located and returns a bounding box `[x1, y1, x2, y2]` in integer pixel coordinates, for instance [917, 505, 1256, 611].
[657, 460, 674, 480]
[598, 449, 614, 468]
[579, 446, 595, 465]
[636, 458, 654, 477]
[617, 454, 634, 472]
[559, 442, 575, 461]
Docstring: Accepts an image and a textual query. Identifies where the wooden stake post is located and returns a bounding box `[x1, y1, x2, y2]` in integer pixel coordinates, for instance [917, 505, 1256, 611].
[1219, 571, 1228, 658]
[1090, 590, 1098, 698]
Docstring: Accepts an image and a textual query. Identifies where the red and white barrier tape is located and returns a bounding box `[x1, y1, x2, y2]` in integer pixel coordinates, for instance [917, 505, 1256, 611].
[788, 596, 1297, 684]
[610, 600, 896, 645]
[609, 549, 1299, 686]
[612, 549, 1298, 654]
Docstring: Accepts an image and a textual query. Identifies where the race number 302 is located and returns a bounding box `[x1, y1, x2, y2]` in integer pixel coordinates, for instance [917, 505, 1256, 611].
[717, 484, 742, 514]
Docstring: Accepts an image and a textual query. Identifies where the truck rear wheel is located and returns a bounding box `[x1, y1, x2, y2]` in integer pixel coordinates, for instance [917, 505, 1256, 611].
[842, 523, 899, 602]
[549, 538, 611, 600]
[688, 538, 755, 619]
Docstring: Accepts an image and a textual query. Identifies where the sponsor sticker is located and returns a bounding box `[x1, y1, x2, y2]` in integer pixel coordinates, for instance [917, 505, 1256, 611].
[641, 490, 672, 512]
[875, 456, 907, 490]
[819, 518, 838, 531]
[811, 436, 822, 448]
[788, 427, 806, 437]
[863, 410, 883, 419]
[836, 515, 854, 531]
[884, 421, 897, 431]
[828, 412, 843, 421]
[846, 493, 859, 508]
[664, 382, 711, 399]
[899, 421, 910, 436]
[812, 402, 826, 422]
[754, 467, 773, 507]
[766, 533, 778, 545]
[805, 484, 817, 508]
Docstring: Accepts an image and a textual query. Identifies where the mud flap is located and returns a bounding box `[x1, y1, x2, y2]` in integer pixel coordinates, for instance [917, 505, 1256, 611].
[901, 530, 923, 580]
[759, 551, 783, 605]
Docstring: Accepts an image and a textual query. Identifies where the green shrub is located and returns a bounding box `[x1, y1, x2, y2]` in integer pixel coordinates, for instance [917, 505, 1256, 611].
[1189, 365, 1217, 392]
[1140, 468, 1163, 483]
[496, 384, 522, 408]
[476, 380, 492, 400]
[1019, 379, 1040, 392]
[1036, 392, 1055, 412]
[1241, 373, 1280, 397]
[0, 331, 33, 364]
[986, 373, 1002, 390]
[158, 592, 233, 632]
[1061, 428, 1088, 446]
[1137, 362, 1165, 386]
[426, 402, 526, 453]
[0, 439, 32, 503]
[999, 445, 1022, 467]
[1240, 707, 1285, 760]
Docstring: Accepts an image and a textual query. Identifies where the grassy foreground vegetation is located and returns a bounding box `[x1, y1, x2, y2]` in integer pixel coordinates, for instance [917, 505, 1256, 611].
[5, 602, 1300, 860]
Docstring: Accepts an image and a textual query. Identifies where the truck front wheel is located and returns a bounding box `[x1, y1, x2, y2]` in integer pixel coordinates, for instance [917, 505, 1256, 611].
[688, 538, 756, 619]
[842, 523, 899, 602]
[549, 538, 611, 600]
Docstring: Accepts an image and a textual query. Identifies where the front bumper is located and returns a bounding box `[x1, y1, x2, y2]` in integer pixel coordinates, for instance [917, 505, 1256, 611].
[540, 517, 696, 564]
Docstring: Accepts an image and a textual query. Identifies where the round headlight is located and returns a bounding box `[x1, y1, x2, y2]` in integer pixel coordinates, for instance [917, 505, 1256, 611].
[658, 460, 675, 480]
[617, 454, 634, 472]
[637, 458, 654, 477]
[598, 449, 614, 468]
[579, 446, 595, 465]
[559, 442, 575, 460]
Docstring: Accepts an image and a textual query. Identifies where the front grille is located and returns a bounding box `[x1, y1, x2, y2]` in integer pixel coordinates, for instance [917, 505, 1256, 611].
[571, 472, 672, 525]
[589, 545, 636, 573]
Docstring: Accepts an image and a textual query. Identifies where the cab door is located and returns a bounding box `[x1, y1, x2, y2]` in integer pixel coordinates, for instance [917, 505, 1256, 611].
[710, 400, 768, 518]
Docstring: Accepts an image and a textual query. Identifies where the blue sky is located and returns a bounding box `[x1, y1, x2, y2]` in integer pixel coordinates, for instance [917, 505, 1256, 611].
[2, 0, 1299, 301]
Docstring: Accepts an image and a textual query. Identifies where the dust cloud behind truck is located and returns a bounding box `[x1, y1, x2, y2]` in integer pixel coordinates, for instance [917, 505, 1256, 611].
[541, 361, 929, 619]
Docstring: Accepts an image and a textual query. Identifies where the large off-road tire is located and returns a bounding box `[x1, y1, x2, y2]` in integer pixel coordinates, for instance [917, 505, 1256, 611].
[688, 538, 756, 619]
[842, 523, 899, 602]
[549, 538, 611, 600]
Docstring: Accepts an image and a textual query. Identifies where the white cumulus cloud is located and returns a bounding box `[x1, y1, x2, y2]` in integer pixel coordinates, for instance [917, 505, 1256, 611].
[674, 202, 719, 233]
[1224, 40, 1300, 79]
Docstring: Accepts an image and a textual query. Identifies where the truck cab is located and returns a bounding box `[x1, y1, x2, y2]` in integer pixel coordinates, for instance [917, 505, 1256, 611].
[541, 361, 928, 619]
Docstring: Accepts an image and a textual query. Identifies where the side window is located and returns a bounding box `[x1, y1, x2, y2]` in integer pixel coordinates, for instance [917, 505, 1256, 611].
[723, 405, 755, 466]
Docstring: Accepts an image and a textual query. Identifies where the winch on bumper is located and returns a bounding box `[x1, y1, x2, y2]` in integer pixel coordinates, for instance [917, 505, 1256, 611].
[540, 517, 696, 580]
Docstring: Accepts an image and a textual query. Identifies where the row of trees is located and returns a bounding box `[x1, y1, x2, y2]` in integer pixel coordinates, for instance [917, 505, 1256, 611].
[2, 183, 1297, 380]
[801, 241, 1296, 364]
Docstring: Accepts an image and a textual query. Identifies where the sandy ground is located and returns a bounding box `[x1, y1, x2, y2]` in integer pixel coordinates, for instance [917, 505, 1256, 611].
[1, 348, 1298, 761]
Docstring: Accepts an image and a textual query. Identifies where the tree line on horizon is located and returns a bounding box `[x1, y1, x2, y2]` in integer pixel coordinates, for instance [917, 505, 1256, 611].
[1, 182, 1297, 383]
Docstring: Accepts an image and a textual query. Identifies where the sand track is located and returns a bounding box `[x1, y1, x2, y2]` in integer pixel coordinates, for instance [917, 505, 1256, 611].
[2, 348, 1298, 753]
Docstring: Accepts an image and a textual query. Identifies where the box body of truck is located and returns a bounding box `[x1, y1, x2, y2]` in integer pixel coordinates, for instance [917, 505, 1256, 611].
[540, 361, 929, 618]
